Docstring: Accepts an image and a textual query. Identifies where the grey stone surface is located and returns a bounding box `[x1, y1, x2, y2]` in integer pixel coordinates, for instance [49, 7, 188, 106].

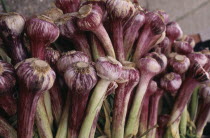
[177, 1, 210, 34]
[138, 0, 148, 8]
[147, 0, 208, 20]
[145, 0, 210, 34]
[1, 0, 53, 17]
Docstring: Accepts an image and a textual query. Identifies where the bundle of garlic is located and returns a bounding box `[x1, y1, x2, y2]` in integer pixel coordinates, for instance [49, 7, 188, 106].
[0, 0, 209, 138]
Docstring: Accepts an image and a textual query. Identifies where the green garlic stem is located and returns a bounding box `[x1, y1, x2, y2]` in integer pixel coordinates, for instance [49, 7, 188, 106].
[78, 79, 111, 138]
[36, 98, 53, 138]
[164, 117, 181, 138]
[189, 86, 199, 122]
[43, 91, 54, 130]
[125, 76, 151, 138]
[93, 24, 116, 59]
[179, 106, 188, 137]
[55, 92, 71, 138]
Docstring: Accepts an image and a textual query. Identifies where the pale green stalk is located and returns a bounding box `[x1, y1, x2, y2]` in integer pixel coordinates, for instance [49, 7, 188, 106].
[189, 86, 199, 122]
[179, 106, 188, 138]
[55, 92, 71, 138]
[43, 91, 54, 130]
[103, 103, 111, 138]
[36, 99, 53, 138]
[78, 79, 111, 138]
[93, 25, 116, 59]
[125, 76, 151, 138]
[164, 117, 181, 138]
[164, 78, 199, 138]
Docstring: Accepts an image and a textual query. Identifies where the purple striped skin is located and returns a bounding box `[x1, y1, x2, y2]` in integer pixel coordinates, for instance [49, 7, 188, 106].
[160, 72, 182, 97]
[25, 18, 59, 137]
[45, 48, 63, 125]
[123, 11, 145, 60]
[83, 1, 106, 20]
[56, 15, 92, 59]
[165, 22, 183, 61]
[157, 114, 170, 138]
[106, 0, 135, 62]
[166, 22, 183, 43]
[25, 17, 59, 60]
[147, 89, 164, 138]
[156, 37, 171, 56]
[0, 60, 17, 116]
[68, 93, 90, 138]
[64, 62, 97, 138]
[164, 63, 209, 138]
[0, 12, 28, 65]
[0, 93, 17, 116]
[26, 17, 58, 131]
[18, 85, 43, 138]
[125, 52, 166, 137]
[139, 81, 157, 137]
[112, 67, 139, 138]
[170, 63, 209, 123]
[55, 51, 90, 138]
[57, 50, 90, 75]
[0, 60, 16, 93]
[111, 20, 125, 62]
[195, 86, 210, 137]
[168, 78, 198, 125]
[78, 56, 122, 138]
[86, 19, 115, 136]
[168, 53, 190, 75]
[181, 35, 195, 48]
[156, 10, 169, 24]
[48, 79, 63, 125]
[196, 102, 210, 137]
[133, 12, 166, 62]
[146, 52, 168, 72]
[95, 56, 123, 81]
[15, 58, 55, 138]
[45, 47, 61, 70]
[188, 52, 208, 67]
[90, 33, 106, 61]
[76, 4, 116, 58]
[173, 41, 193, 55]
